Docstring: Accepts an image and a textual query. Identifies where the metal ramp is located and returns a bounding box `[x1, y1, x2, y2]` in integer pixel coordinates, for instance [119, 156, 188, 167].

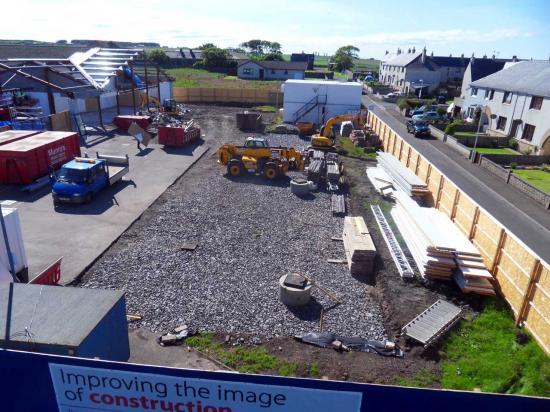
[370, 205, 414, 279]
[402, 299, 462, 347]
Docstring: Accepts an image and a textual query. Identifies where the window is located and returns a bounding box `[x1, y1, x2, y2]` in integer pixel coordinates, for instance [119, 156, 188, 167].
[284, 70, 288, 75]
[471, 87, 478, 97]
[502, 91, 512, 103]
[496, 116, 507, 131]
[530, 95, 543, 110]
[489, 89, 495, 100]
[484, 89, 490, 99]
[243, 68, 252, 75]
[522, 124, 536, 141]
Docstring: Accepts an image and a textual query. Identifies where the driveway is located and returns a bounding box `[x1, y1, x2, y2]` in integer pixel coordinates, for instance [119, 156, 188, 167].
[0, 131, 208, 284]
[362, 94, 550, 263]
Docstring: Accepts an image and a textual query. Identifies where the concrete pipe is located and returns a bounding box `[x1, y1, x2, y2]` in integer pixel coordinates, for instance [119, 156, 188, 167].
[279, 274, 312, 306]
[290, 178, 310, 196]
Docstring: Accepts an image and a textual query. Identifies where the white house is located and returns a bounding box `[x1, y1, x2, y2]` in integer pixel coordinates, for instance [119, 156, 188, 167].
[237, 60, 307, 81]
[282, 80, 362, 124]
[463, 60, 550, 154]
[379, 47, 468, 95]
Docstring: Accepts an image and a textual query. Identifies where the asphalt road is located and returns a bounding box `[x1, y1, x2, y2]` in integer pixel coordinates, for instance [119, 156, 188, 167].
[362, 94, 550, 264]
[0, 132, 208, 284]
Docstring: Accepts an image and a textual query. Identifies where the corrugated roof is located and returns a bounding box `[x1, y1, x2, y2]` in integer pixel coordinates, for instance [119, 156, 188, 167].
[239, 60, 308, 70]
[0, 44, 89, 60]
[471, 60, 550, 97]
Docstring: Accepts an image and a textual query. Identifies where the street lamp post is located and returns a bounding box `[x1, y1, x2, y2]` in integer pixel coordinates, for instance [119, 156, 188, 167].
[418, 79, 424, 99]
[471, 105, 484, 163]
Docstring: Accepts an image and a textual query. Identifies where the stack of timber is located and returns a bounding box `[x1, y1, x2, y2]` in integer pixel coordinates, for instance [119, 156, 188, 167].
[390, 192, 495, 294]
[342, 216, 377, 276]
[377, 152, 429, 197]
[366, 166, 394, 196]
[349, 129, 366, 147]
[307, 159, 324, 182]
[331, 194, 346, 215]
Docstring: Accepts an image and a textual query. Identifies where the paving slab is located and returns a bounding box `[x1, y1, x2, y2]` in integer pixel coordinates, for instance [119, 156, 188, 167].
[0, 132, 208, 284]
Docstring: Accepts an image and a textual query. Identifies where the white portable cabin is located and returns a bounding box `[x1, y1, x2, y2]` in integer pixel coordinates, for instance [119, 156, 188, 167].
[0, 208, 28, 282]
[282, 80, 363, 125]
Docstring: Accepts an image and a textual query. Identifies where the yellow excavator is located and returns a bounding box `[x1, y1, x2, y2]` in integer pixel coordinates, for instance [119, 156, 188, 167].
[310, 113, 366, 150]
[218, 136, 305, 179]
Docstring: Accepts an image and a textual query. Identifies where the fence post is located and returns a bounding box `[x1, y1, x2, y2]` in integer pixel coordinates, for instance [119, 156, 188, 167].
[516, 260, 542, 327]
[451, 188, 460, 221]
[506, 170, 512, 184]
[491, 229, 507, 275]
[468, 207, 480, 240]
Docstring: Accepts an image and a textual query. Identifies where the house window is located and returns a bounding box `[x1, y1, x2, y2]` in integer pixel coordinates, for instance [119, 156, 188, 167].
[471, 87, 478, 97]
[530, 96, 543, 110]
[484, 89, 490, 99]
[284, 70, 288, 75]
[271, 70, 275, 74]
[522, 124, 536, 141]
[502, 91, 512, 104]
[489, 89, 495, 100]
[243, 68, 252, 75]
[496, 116, 507, 131]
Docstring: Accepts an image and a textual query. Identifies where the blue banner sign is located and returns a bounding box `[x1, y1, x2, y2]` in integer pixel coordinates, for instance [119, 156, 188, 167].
[1, 349, 548, 411]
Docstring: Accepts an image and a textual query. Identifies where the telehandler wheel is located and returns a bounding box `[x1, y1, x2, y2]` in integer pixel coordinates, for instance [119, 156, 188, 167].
[227, 160, 244, 177]
[263, 163, 279, 180]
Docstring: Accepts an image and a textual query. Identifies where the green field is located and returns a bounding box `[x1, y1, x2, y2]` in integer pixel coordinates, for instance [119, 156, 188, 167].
[400, 298, 550, 397]
[282, 54, 379, 71]
[513, 169, 550, 194]
[474, 147, 517, 155]
[167, 68, 281, 89]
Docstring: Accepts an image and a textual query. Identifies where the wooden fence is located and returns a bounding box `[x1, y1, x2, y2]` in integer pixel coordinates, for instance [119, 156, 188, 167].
[368, 111, 550, 353]
[173, 87, 282, 105]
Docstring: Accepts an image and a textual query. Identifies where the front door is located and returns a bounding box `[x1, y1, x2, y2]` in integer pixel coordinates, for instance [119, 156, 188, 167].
[259, 69, 264, 80]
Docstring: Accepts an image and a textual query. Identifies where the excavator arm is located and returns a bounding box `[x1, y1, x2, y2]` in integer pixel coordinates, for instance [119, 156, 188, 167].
[319, 114, 365, 137]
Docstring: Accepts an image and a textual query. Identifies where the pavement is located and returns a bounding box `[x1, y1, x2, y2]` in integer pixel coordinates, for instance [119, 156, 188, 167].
[362, 94, 550, 263]
[0, 131, 208, 284]
[128, 328, 222, 371]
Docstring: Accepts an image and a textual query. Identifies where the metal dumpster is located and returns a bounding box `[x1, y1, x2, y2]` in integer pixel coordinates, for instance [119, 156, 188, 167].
[113, 115, 151, 132]
[0, 131, 80, 184]
[0, 130, 40, 146]
[158, 125, 200, 147]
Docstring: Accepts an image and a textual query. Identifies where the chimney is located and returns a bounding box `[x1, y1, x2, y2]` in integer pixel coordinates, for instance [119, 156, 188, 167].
[449, 53, 452, 57]
[385, 50, 389, 55]
[483, 54, 487, 58]
[421, 47, 427, 64]
[408, 48, 411, 53]
[461, 53, 464, 58]
[512, 55, 518, 62]
[430, 51, 434, 57]
[412, 46, 416, 53]
[492, 54, 496, 60]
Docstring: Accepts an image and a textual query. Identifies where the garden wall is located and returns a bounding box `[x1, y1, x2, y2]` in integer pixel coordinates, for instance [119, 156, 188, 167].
[367, 111, 550, 353]
[483, 154, 550, 166]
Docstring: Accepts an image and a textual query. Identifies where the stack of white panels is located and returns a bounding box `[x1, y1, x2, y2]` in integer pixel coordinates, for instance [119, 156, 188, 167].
[378, 152, 429, 197]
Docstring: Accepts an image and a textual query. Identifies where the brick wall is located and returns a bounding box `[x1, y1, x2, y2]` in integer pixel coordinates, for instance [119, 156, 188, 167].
[479, 156, 511, 180]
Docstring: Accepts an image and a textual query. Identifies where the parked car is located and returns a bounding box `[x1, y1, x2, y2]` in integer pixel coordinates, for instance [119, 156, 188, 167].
[412, 111, 441, 123]
[410, 105, 437, 116]
[382, 92, 403, 101]
[406, 120, 431, 137]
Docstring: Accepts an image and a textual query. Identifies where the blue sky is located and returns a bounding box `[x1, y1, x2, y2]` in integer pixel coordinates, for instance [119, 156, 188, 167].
[4, 0, 550, 59]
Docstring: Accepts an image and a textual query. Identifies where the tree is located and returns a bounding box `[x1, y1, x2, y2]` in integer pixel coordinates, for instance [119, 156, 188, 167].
[147, 49, 169, 66]
[263, 52, 284, 61]
[198, 43, 216, 50]
[333, 45, 360, 71]
[201, 47, 230, 67]
[240, 40, 282, 56]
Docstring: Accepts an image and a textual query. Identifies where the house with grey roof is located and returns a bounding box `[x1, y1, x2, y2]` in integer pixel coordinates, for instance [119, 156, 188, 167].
[237, 60, 307, 80]
[379, 47, 468, 95]
[464, 60, 550, 155]
[454, 56, 512, 115]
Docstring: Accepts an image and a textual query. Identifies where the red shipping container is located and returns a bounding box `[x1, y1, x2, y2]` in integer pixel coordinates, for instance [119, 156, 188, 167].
[113, 115, 151, 132]
[158, 126, 201, 147]
[0, 131, 81, 184]
[0, 130, 40, 146]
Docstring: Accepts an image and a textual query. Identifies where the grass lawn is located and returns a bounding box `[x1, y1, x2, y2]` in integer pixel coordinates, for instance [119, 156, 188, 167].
[474, 147, 517, 155]
[338, 137, 377, 159]
[167, 68, 281, 90]
[454, 132, 477, 138]
[513, 169, 550, 194]
[399, 298, 550, 396]
[251, 105, 277, 112]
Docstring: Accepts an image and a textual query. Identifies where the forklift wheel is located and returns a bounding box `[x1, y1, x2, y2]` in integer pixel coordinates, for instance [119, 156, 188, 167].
[263, 163, 278, 180]
[227, 161, 244, 177]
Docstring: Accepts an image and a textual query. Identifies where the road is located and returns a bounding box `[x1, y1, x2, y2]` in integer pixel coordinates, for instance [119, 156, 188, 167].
[362, 94, 550, 263]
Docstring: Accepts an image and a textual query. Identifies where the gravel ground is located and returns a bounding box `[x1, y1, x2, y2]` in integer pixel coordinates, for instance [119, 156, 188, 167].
[81, 132, 385, 340]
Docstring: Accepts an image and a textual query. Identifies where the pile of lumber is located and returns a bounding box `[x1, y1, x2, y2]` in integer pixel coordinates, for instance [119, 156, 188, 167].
[342, 216, 377, 276]
[378, 152, 429, 197]
[331, 194, 346, 215]
[350, 129, 366, 147]
[390, 192, 494, 295]
[366, 165, 394, 196]
[307, 159, 324, 182]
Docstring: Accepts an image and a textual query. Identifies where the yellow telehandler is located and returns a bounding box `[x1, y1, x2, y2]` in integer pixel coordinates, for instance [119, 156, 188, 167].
[218, 137, 305, 180]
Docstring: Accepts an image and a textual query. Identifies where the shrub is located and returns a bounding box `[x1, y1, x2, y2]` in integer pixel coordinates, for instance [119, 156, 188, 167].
[397, 98, 410, 110]
[510, 162, 518, 170]
[437, 107, 447, 117]
[508, 138, 519, 150]
[444, 122, 456, 135]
